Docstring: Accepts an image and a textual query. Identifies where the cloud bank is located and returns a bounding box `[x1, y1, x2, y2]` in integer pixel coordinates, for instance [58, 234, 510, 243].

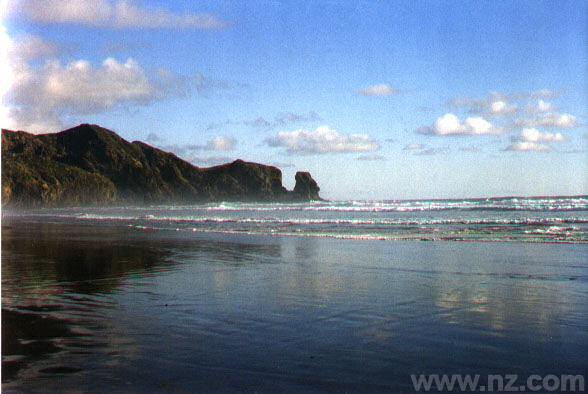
[448, 91, 517, 116]
[417, 113, 502, 136]
[2, 34, 227, 133]
[512, 112, 577, 129]
[202, 135, 236, 151]
[358, 83, 398, 96]
[439, 89, 579, 153]
[513, 128, 565, 143]
[266, 126, 380, 154]
[504, 142, 550, 152]
[4, 50, 178, 132]
[11, 0, 226, 29]
[148, 134, 238, 164]
[535, 99, 552, 113]
[448, 89, 561, 116]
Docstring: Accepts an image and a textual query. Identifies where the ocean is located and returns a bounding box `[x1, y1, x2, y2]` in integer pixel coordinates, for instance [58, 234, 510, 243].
[6, 196, 588, 243]
[2, 197, 588, 392]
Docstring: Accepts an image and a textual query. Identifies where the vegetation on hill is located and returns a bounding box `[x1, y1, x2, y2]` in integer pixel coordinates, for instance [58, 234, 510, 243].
[1, 124, 321, 207]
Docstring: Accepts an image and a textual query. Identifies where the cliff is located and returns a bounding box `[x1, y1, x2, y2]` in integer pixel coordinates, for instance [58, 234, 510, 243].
[1, 124, 322, 207]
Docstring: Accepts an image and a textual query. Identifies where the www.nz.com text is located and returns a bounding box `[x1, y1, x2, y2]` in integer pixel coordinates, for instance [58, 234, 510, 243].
[410, 374, 585, 392]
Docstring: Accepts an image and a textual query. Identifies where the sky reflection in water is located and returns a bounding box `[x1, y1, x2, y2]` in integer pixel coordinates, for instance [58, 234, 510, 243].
[2, 221, 587, 392]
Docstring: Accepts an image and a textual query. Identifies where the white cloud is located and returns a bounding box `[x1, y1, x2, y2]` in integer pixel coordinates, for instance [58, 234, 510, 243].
[449, 90, 566, 117]
[8, 34, 59, 60]
[2, 32, 193, 132]
[166, 135, 237, 152]
[358, 83, 397, 96]
[514, 128, 565, 143]
[205, 135, 236, 151]
[529, 89, 560, 99]
[157, 135, 236, 159]
[11, 0, 226, 29]
[0, 25, 13, 127]
[5, 56, 163, 132]
[513, 112, 577, 129]
[417, 113, 502, 136]
[543, 113, 577, 128]
[504, 142, 551, 151]
[51, 58, 152, 109]
[357, 154, 384, 161]
[10, 0, 111, 25]
[266, 126, 380, 154]
[489, 100, 518, 115]
[459, 146, 478, 152]
[462, 117, 495, 134]
[449, 91, 517, 116]
[449, 91, 504, 110]
[403, 144, 423, 150]
[3, 32, 186, 133]
[434, 113, 462, 134]
[523, 99, 556, 114]
[537, 99, 552, 112]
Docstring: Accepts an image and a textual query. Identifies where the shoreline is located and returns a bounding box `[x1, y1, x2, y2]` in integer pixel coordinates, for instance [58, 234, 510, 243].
[3, 215, 587, 391]
[3, 214, 588, 244]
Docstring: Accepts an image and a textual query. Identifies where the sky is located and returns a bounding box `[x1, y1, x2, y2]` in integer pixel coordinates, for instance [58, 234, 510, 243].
[1, 0, 587, 200]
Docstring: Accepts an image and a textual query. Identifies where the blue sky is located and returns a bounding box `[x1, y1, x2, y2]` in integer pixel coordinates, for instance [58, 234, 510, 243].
[1, 0, 586, 199]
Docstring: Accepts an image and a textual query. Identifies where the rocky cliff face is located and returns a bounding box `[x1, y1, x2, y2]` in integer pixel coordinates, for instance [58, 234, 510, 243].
[1, 124, 322, 207]
[293, 172, 321, 201]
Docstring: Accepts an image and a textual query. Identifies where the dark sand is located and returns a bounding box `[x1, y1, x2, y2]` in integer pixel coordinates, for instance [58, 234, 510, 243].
[3, 220, 587, 392]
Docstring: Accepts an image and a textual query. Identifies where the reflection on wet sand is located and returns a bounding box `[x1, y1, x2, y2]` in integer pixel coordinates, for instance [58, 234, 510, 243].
[2, 309, 85, 381]
[2, 220, 587, 391]
[2, 221, 287, 386]
[2, 223, 175, 295]
[2, 222, 177, 384]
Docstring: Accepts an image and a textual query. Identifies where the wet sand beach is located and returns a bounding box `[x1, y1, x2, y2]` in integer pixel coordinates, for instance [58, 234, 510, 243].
[2, 218, 587, 392]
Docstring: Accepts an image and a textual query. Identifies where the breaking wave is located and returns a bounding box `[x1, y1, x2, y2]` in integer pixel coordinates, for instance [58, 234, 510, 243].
[6, 196, 588, 243]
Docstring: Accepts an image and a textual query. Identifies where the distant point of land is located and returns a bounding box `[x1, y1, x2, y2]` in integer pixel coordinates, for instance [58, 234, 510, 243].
[1, 124, 322, 207]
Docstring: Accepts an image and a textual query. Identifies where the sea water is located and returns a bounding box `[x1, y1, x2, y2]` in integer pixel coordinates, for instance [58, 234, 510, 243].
[6, 196, 588, 243]
[2, 197, 588, 392]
